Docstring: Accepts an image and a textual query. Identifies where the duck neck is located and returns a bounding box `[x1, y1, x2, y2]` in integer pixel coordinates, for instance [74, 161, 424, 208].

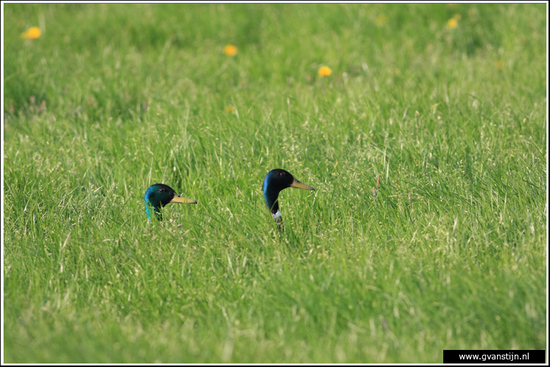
[263, 182, 284, 230]
[265, 193, 283, 230]
[263, 180, 281, 215]
[144, 201, 162, 221]
[263, 190, 280, 214]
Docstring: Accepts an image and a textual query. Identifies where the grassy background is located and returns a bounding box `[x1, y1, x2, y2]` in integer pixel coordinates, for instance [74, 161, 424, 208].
[3, 3, 547, 363]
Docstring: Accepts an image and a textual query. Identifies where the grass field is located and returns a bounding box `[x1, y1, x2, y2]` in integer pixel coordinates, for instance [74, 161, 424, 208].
[2, 3, 547, 363]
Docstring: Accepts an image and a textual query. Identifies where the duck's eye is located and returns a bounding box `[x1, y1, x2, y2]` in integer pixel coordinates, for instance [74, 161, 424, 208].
[279, 172, 286, 177]
[158, 188, 167, 192]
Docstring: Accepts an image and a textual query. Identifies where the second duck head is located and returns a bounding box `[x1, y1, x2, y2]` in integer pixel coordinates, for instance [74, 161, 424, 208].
[262, 169, 315, 225]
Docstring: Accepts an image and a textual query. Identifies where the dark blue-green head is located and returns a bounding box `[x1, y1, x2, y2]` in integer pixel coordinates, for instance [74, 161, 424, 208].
[262, 169, 315, 228]
[144, 183, 197, 222]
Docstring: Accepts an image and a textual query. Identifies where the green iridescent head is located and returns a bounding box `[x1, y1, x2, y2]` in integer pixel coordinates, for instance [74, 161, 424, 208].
[262, 169, 315, 229]
[144, 183, 196, 221]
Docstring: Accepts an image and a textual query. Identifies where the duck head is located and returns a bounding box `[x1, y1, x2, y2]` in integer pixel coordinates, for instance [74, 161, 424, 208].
[262, 169, 315, 225]
[144, 183, 197, 221]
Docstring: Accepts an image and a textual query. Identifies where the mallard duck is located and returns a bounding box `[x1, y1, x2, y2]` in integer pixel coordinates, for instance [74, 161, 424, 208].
[144, 183, 197, 221]
[262, 169, 315, 228]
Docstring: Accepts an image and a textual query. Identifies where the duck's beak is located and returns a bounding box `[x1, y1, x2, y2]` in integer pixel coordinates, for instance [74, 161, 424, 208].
[170, 195, 198, 204]
[290, 178, 315, 191]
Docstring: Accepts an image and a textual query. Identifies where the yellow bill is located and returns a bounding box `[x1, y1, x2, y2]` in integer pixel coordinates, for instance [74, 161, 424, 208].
[170, 195, 197, 204]
[290, 178, 315, 191]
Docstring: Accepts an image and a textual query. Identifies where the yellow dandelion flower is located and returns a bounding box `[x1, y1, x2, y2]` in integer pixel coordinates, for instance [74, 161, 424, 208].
[224, 45, 238, 56]
[447, 18, 458, 28]
[22, 26, 41, 39]
[318, 66, 332, 77]
[225, 105, 235, 113]
[495, 60, 504, 70]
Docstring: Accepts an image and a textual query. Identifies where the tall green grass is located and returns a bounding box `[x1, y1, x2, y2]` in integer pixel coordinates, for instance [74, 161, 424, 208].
[3, 3, 546, 363]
